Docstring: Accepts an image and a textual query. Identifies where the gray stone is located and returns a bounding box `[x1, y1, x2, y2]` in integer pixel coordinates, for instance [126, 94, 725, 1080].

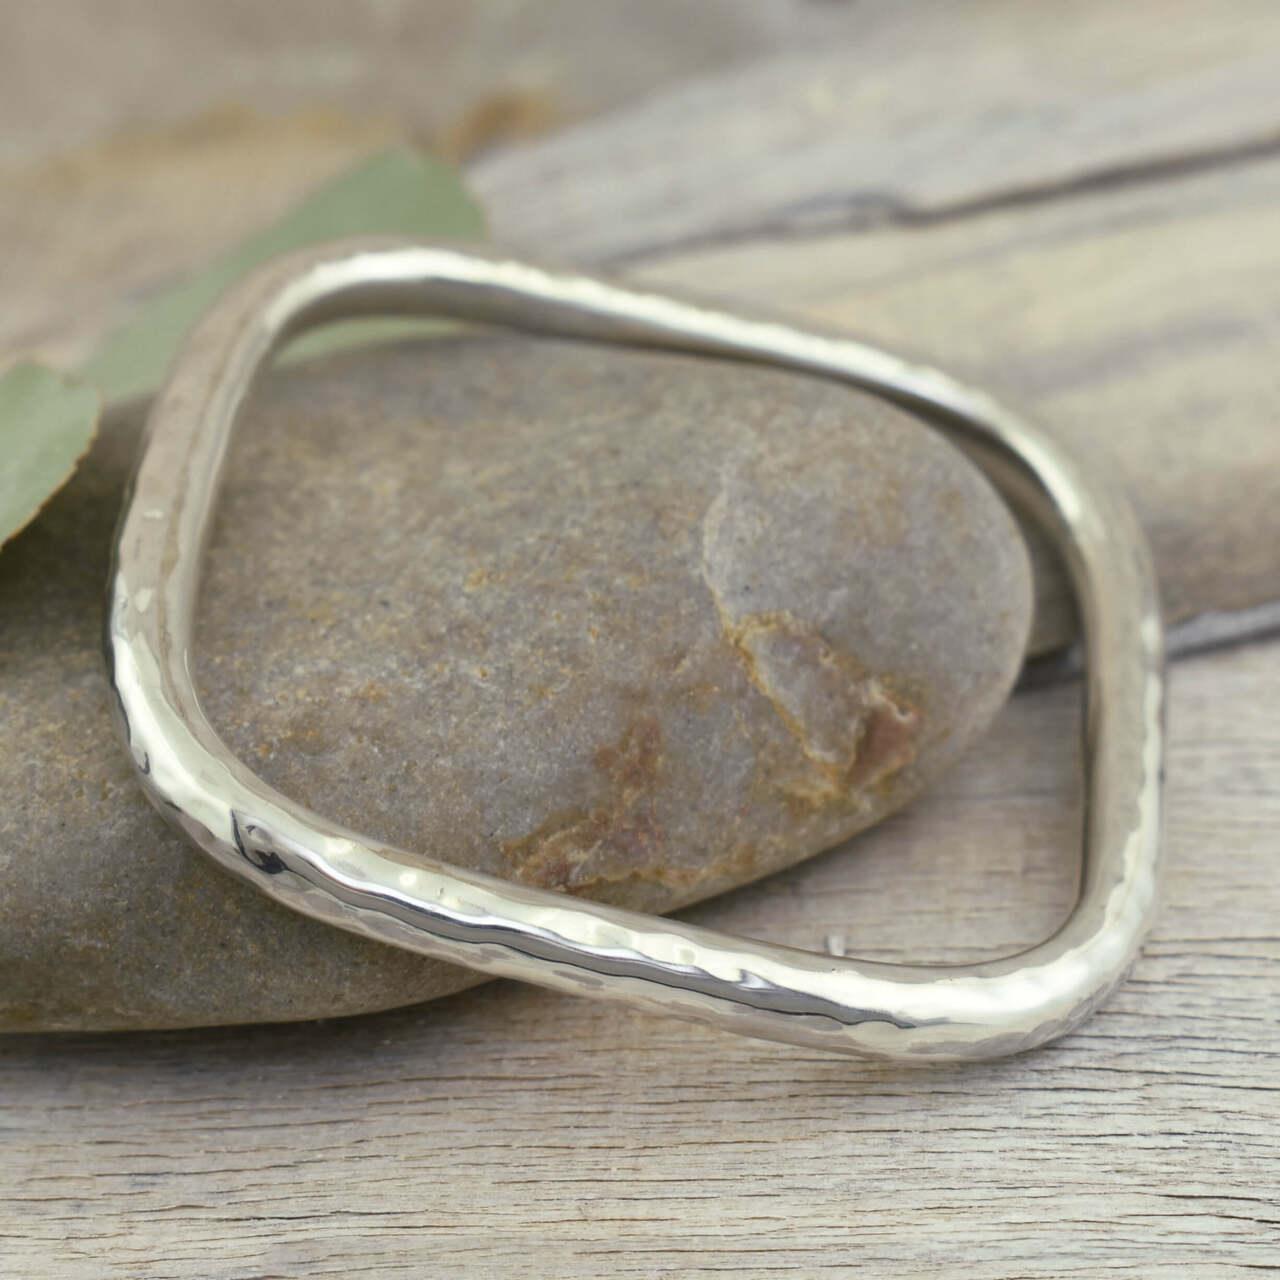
[0, 337, 1031, 1030]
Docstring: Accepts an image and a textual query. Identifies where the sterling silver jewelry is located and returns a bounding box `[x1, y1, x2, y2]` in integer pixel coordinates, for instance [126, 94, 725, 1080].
[106, 241, 1164, 1062]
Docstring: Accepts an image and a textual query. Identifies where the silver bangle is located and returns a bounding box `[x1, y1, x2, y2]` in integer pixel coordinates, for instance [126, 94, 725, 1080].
[105, 241, 1165, 1062]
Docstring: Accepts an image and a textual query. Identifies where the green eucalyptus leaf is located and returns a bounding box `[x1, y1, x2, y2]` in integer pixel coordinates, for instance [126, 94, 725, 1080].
[83, 146, 486, 404]
[0, 363, 100, 549]
[0, 146, 480, 560]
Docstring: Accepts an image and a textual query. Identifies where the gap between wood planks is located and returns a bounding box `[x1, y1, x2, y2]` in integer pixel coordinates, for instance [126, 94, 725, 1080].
[603, 125, 1280, 267]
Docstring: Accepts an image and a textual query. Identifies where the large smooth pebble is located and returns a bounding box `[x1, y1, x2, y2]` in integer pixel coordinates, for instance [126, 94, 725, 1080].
[0, 336, 1031, 1029]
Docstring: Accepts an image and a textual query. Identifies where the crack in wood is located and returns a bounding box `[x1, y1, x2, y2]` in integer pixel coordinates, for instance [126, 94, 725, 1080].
[606, 127, 1280, 266]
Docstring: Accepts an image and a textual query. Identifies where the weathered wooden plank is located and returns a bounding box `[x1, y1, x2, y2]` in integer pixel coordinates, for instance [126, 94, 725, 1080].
[470, 0, 1280, 653]
[2, 638, 1277, 1278]
[472, 0, 1280, 264]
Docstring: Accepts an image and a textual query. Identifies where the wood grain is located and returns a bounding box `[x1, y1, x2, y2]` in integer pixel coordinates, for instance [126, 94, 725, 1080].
[472, 0, 1280, 264]
[2, 640, 1277, 1279]
[471, 0, 1280, 654]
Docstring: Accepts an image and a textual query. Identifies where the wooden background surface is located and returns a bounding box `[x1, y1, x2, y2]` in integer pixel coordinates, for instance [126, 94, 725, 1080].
[5, 643, 1277, 1277]
[3, 3, 1278, 1277]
